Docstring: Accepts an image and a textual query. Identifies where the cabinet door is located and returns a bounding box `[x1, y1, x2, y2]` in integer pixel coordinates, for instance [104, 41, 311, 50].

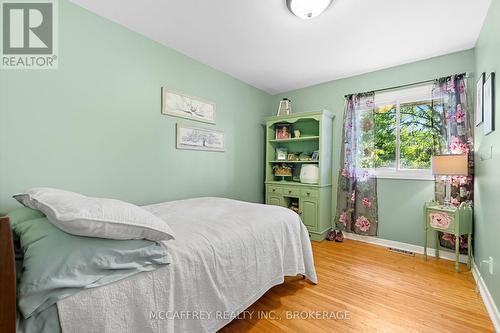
[267, 195, 282, 207]
[301, 200, 317, 228]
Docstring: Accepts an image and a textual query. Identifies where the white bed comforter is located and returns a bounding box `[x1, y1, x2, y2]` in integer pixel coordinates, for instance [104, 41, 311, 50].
[57, 197, 317, 333]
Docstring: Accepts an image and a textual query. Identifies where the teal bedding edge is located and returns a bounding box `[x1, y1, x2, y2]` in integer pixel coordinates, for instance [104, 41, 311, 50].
[17, 305, 60, 333]
[9, 207, 171, 333]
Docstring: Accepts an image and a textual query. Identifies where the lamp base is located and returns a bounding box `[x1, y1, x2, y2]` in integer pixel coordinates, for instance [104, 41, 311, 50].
[443, 175, 452, 206]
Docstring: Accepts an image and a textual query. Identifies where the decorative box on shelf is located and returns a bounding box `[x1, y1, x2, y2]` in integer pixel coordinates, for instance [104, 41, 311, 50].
[264, 110, 334, 241]
[423, 200, 472, 272]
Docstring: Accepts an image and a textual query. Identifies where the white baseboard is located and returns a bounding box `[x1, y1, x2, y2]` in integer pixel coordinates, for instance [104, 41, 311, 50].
[342, 232, 499, 332]
[472, 261, 500, 332]
[342, 232, 468, 263]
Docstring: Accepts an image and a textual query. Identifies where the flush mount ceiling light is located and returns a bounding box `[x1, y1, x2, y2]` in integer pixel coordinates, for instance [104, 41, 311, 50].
[286, 0, 334, 20]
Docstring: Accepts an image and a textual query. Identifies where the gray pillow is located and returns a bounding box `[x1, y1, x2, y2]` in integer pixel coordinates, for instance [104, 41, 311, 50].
[8, 207, 170, 318]
[14, 187, 175, 241]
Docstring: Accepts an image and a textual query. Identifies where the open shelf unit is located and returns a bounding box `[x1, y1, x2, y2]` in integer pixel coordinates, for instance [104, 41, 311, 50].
[265, 110, 333, 185]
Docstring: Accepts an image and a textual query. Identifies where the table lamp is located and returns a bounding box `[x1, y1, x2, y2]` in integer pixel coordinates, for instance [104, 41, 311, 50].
[431, 154, 468, 206]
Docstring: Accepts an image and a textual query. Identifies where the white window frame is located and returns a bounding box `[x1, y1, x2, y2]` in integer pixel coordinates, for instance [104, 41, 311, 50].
[373, 84, 436, 181]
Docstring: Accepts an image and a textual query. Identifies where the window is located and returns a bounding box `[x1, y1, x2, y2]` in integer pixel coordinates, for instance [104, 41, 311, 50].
[373, 84, 438, 180]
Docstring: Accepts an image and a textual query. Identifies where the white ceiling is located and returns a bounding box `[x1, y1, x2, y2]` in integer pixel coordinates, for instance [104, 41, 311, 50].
[71, 0, 491, 94]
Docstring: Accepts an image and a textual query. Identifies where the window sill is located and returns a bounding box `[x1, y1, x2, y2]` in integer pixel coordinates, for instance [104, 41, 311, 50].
[375, 170, 434, 181]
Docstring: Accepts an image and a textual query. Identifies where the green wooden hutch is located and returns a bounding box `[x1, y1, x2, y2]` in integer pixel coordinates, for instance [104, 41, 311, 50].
[264, 110, 334, 241]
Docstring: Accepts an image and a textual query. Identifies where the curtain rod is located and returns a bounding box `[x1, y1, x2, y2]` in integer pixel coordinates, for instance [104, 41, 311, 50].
[344, 72, 471, 98]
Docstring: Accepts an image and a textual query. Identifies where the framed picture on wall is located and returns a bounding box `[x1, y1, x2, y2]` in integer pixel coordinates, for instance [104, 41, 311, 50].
[476, 72, 484, 126]
[162, 87, 216, 124]
[176, 124, 224, 151]
[484, 73, 495, 135]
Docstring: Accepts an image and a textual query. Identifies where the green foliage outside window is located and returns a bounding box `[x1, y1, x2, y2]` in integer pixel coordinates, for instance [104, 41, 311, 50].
[374, 102, 441, 170]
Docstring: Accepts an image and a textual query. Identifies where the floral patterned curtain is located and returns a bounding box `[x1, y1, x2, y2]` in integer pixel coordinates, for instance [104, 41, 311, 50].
[431, 74, 474, 252]
[335, 93, 379, 236]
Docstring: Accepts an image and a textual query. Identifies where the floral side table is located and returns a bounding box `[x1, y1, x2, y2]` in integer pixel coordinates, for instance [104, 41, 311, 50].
[423, 200, 472, 272]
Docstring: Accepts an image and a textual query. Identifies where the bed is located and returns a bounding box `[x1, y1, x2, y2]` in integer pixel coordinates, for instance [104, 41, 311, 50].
[1, 196, 317, 333]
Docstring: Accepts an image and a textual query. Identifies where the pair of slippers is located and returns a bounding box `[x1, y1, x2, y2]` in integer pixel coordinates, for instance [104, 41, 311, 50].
[326, 229, 344, 242]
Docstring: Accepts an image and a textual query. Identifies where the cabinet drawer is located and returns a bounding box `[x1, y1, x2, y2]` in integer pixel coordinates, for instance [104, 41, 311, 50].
[267, 186, 282, 195]
[301, 189, 319, 198]
[428, 210, 455, 232]
[283, 187, 300, 196]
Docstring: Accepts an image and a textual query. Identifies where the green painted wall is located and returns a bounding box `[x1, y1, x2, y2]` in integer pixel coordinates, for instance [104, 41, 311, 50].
[0, 0, 271, 212]
[474, 0, 500, 312]
[271, 49, 476, 246]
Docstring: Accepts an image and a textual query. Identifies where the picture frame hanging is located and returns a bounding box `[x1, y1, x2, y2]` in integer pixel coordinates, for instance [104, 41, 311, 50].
[476, 72, 484, 126]
[162, 87, 216, 124]
[484, 73, 495, 135]
[176, 124, 224, 152]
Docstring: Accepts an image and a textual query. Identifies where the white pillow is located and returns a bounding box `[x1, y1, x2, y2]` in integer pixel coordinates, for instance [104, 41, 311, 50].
[13, 188, 175, 242]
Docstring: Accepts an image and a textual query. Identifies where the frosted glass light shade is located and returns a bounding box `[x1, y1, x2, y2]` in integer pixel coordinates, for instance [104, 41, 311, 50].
[286, 0, 333, 19]
[431, 155, 468, 176]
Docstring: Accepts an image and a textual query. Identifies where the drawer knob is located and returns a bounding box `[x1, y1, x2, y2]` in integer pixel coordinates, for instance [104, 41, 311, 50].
[288, 190, 292, 193]
[307, 192, 310, 195]
[272, 189, 276, 192]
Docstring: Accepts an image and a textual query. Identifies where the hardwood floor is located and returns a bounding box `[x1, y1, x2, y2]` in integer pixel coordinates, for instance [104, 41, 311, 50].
[220, 239, 494, 333]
